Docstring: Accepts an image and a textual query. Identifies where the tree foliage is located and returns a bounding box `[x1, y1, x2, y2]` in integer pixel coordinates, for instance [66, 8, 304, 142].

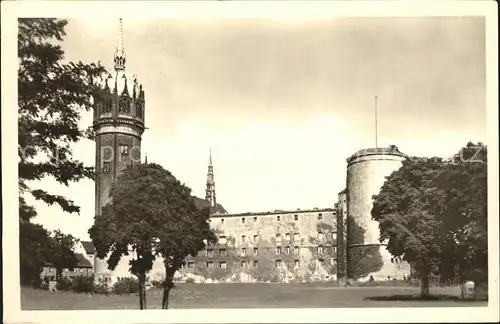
[89, 163, 216, 309]
[19, 224, 77, 286]
[371, 142, 488, 297]
[18, 18, 105, 217]
[45, 230, 78, 281]
[19, 222, 52, 286]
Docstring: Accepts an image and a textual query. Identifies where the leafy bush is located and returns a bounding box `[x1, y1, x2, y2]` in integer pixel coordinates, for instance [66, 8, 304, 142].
[151, 279, 163, 288]
[185, 277, 195, 284]
[56, 277, 72, 291]
[112, 277, 140, 294]
[71, 275, 95, 293]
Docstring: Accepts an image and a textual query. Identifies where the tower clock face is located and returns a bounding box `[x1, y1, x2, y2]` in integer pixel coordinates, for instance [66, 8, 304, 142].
[119, 98, 130, 113]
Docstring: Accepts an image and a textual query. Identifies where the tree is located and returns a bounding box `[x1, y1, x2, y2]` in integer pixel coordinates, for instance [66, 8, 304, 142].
[19, 222, 52, 286]
[18, 18, 105, 217]
[371, 157, 447, 297]
[437, 143, 488, 288]
[89, 163, 216, 310]
[46, 230, 78, 281]
[18, 17, 104, 288]
[158, 202, 215, 309]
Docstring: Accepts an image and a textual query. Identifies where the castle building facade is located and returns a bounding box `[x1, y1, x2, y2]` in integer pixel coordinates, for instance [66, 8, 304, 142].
[88, 20, 408, 284]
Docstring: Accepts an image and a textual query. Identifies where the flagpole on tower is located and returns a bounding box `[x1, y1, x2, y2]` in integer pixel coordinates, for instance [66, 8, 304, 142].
[375, 95, 378, 148]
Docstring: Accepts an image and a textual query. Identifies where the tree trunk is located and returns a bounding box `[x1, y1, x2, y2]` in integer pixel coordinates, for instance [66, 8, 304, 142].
[56, 268, 62, 282]
[420, 271, 430, 298]
[138, 272, 147, 310]
[162, 267, 175, 309]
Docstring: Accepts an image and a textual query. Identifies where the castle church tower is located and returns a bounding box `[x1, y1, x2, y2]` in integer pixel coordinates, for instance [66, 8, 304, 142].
[205, 149, 216, 208]
[92, 19, 146, 281]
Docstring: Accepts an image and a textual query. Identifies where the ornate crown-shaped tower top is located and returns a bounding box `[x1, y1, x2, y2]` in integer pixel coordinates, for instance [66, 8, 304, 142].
[93, 18, 145, 130]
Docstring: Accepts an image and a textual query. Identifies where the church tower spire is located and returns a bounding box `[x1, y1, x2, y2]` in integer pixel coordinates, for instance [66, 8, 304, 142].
[114, 18, 126, 71]
[205, 148, 216, 208]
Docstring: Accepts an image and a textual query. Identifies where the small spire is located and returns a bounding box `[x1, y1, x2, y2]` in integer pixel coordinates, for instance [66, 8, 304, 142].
[114, 18, 126, 71]
[145, 153, 148, 164]
[209, 148, 213, 166]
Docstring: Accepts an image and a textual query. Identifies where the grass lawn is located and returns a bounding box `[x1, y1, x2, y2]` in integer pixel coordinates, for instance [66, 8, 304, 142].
[21, 283, 487, 310]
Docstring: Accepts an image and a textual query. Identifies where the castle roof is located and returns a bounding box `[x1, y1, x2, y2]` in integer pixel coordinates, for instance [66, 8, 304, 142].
[193, 196, 228, 215]
[81, 241, 95, 255]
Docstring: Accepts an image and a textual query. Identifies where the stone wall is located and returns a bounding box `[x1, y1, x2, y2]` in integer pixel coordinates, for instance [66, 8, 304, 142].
[179, 209, 338, 283]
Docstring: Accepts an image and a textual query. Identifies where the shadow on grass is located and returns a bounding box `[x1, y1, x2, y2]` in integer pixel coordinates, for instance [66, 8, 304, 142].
[365, 294, 488, 302]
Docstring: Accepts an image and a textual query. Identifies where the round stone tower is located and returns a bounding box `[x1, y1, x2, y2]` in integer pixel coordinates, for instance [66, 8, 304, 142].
[345, 146, 410, 281]
[92, 19, 146, 282]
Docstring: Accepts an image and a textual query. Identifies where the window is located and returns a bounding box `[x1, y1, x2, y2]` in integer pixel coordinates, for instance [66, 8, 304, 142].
[286, 246, 291, 254]
[294, 214, 299, 221]
[276, 247, 281, 255]
[293, 233, 299, 241]
[285, 233, 291, 241]
[332, 233, 337, 242]
[220, 261, 227, 269]
[120, 144, 129, 155]
[219, 236, 227, 244]
[318, 232, 324, 240]
[253, 247, 258, 255]
[317, 246, 324, 254]
[119, 98, 130, 114]
[242, 217, 246, 224]
[332, 246, 337, 254]
[206, 249, 213, 257]
[294, 246, 299, 254]
[103, 98, 112, 113]
[136, 102, 143, 119]
[103, 162, 111, 172]
[206, 261, 214, 268]
[241, 261, 247, 268]
[253, 235, 258, 243]
[241, 235, 246, 243]
[221, 219, 225, 225]
[219, 249, 226, 257]
[318, 213, 323, 220]
[276, 233, 281, 242]
[253, 217, 258, 223]
[276, 260, 282, 267]
[241, 248, 246, 256]
[294, 260, 300, 268]
[277, 215, 281, 221]
[318, 259, 324, 268]
[253, 260, 258, 268]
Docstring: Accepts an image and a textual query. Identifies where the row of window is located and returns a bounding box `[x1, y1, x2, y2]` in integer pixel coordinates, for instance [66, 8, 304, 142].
[216, 232, 334, 245]
[186, 259, 326, 269]
[101, 145, 134, 172]
[45, 268, 92, 273]
[220, 213, 325, 225]
[207, 245, 333, 257]
[97, 99, 143, 118]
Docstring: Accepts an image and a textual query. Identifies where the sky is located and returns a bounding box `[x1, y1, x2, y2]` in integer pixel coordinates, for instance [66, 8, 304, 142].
[29, 17, 486, 240]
